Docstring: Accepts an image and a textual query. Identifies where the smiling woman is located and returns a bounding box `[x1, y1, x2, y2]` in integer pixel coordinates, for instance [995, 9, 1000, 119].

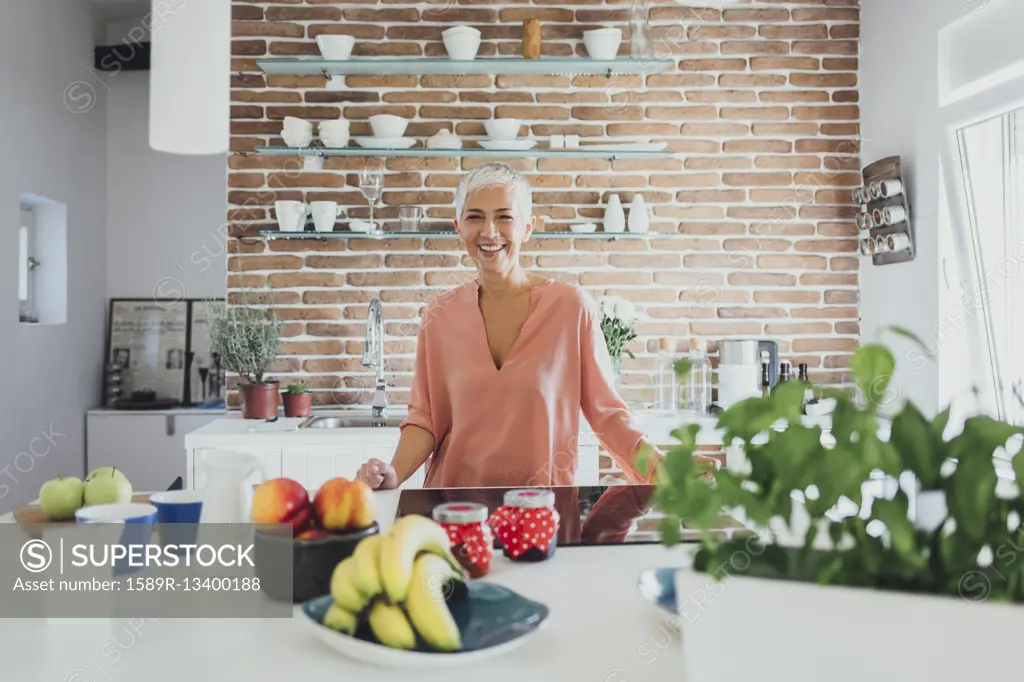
[355, 163, 711, 490]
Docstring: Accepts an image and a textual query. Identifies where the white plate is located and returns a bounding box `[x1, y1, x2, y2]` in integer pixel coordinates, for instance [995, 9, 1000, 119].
[300, 612, 548, 670]
[478, 140, 538, 151]
[353, 137, 417, 149]
[585, 142, 669, 152]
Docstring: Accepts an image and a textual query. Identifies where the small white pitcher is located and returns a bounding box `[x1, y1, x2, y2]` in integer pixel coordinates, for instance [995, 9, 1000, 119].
[199, 450, 264, 524]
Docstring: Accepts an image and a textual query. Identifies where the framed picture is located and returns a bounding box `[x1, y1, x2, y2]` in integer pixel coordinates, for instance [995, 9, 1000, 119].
[105, 299, 190, 403]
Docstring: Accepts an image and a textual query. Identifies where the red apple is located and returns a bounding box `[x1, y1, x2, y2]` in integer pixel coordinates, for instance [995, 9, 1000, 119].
[252, 478, 313, 532]
[313, 478, 375, 532]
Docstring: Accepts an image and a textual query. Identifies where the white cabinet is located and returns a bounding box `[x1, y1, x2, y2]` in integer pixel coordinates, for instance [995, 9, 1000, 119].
[87, 410, 224, 491]
[279, 447, 384, 490]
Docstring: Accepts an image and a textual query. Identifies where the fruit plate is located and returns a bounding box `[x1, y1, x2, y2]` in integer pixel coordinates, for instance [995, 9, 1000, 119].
[300, 583, 549, 669]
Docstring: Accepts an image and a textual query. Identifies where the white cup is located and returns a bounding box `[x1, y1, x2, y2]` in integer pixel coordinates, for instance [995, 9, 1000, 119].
[282, 116, 313, 147]
[315, 34, 355, 60]
[310, 201, 342, 233]
[274, 201, 309, 232]
[550, 135, 565, 149]
[565, 134, 580, 148]
[319, 120, 350, 147]
[283, 116, 312, 132]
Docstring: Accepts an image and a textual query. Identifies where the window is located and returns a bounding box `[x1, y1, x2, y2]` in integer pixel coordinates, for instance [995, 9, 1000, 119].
[18, 207, 37, 323]
[955, 106, 1024, 424]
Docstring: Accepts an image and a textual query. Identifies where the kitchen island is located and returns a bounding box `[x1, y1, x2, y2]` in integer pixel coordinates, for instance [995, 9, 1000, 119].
[0, 489, 714, 682]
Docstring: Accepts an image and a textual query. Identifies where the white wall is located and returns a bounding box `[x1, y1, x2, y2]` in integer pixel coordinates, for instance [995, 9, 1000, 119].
[0, 0, 108, 512]
[104, 18, 227, 302]
[860, 0, 972, 417]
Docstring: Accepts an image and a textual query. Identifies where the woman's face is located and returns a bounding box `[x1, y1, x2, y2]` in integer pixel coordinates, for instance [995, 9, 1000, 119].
[454, 185, 536, 277]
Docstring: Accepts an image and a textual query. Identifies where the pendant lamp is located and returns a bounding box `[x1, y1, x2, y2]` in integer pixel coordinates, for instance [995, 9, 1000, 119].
[149, 0, 231, 155]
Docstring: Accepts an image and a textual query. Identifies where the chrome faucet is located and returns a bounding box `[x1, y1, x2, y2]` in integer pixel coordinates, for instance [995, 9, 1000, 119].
[362, 298, 387, 417]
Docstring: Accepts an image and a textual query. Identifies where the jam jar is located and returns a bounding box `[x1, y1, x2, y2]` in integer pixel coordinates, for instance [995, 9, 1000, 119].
[488, 489, 560, 562]
[432, 502, 493, 578]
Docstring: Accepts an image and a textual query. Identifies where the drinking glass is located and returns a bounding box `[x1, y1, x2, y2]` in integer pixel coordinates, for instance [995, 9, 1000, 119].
[399, 206, 422, 232]
[358, 169, 384, 230]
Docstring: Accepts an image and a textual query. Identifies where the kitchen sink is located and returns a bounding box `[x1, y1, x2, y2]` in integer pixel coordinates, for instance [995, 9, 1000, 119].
[300, 414, 405, 429]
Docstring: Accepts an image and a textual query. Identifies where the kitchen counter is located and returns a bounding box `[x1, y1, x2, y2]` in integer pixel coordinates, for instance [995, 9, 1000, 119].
[0, 490, 707, 682]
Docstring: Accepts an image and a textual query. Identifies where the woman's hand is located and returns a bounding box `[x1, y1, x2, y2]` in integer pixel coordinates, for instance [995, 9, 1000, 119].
[694, 454, 721, 482]
[356, 458, 399, 490]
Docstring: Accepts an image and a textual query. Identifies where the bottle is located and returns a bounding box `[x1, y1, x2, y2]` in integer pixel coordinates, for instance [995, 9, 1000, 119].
[684, 338, 711, 414]
[798, 363, 815, 407]
[655, 338, 679, 413]
[629, 0, 651, 59]
[761, 360, 771, 398]
[778, 360, 791, 383]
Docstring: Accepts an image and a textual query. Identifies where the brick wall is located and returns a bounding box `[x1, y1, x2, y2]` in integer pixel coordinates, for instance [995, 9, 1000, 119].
[226, 0, 862, 414]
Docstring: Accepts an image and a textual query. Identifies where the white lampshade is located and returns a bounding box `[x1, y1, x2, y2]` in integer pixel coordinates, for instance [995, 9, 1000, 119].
[149, 0, 231, 155]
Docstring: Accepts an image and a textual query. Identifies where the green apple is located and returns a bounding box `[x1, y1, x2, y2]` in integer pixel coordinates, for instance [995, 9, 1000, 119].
[83, 467, 133, 505]
[39, 476, 84, 520]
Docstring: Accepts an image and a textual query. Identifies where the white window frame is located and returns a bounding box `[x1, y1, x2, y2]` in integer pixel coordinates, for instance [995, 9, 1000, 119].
[18, 206, 37, 323]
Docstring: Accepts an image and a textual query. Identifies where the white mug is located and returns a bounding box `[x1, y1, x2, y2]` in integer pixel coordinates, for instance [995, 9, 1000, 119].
[274, 201, 309, 232]
[310, 201, 342, 233]
[283, 116, 312, 131]
[550, 135, 565, 149]
[281, 127, 313, 148]
[319, 120, 350, 147]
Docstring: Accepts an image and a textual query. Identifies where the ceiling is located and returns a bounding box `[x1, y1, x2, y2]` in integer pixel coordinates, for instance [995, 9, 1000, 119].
[91, 0, 150, 22]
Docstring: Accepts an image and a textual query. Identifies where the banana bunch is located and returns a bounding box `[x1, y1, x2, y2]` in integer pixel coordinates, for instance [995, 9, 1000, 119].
[323, 514, 468, 652]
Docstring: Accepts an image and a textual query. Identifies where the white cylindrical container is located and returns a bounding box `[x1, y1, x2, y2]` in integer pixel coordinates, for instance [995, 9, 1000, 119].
[856, 212, 871, 231]
[880, 178, 903, 198]
[150, 0, 231, 154]
[887, 233, 911, 253]
[852, 187, 865, 205]
[871, 207, 884, 226]
[874, 235, 888, 254]
[868, 181, 883, 200]
[883, 204, 907, 225]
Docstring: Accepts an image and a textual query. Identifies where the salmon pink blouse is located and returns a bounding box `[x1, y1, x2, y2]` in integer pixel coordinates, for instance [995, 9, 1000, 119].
[399, 278, 650, 488]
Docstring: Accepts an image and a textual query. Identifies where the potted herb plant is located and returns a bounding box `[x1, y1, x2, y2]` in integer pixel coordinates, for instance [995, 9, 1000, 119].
[282, 382, 312, 418]
[598, 295, 639, 378]
[208, 293, 282, 420]
[648, 330, 1024, 680]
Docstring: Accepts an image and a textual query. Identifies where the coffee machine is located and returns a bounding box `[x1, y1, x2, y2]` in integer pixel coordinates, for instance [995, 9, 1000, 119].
[716, 340, 779, 409]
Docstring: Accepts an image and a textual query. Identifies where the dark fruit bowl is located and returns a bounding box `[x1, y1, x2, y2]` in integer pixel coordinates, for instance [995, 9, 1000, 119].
[254, 523, 379, 603]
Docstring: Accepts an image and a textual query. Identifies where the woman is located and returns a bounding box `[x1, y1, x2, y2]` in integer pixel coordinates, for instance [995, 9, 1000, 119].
[357, 163, 690, 489]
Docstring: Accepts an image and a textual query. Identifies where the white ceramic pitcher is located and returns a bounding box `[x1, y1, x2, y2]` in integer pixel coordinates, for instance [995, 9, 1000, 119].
[199, 450, 264, 524]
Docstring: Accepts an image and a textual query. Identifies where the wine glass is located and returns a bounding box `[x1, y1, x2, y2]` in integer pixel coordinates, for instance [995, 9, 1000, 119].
[358, 169, 384, 231]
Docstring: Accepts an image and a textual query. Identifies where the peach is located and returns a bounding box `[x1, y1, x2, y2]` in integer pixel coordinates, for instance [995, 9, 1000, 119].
[313, 478, 375, 532]
[252, 478, 313, 532]
[296, 528, 330, 540]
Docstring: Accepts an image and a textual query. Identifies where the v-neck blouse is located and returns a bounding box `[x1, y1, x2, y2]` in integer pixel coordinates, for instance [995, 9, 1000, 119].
[400, 278, 649, 488]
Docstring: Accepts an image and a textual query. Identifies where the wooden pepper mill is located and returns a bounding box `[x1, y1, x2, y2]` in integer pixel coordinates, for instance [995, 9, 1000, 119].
[522, 18, 541, 59]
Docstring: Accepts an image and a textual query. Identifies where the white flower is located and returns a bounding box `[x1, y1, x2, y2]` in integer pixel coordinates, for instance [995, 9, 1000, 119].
[599, 295, 639, 324]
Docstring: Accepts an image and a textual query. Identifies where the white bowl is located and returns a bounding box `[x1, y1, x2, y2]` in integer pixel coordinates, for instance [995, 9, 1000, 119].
[442, 26, 482, 61]
[483, 119, 521, 142]
[315, 34, 355, 60]
[281, 129, 313, 148]
[368, 114, 409, 139]
[570, 223, 598, 233]
[583, 28, 623, 60]
[348, 219, 375, 233]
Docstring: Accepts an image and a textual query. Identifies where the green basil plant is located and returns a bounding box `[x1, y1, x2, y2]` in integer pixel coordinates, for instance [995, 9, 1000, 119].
[644, 328, 1024, 602]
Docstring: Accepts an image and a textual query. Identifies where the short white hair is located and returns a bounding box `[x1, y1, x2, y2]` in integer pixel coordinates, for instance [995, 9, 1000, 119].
[454, 163, 533, 221]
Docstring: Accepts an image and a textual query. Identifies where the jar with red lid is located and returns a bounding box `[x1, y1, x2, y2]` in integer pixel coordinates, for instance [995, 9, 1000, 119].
[488, 489, 560, 562]
[432, 502, 493, 578]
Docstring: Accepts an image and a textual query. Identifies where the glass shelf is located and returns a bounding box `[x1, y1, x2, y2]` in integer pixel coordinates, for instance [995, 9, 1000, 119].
[255, 146, 673, 160]
[257, 57, 674, 77]
[256, 230, 674, 240]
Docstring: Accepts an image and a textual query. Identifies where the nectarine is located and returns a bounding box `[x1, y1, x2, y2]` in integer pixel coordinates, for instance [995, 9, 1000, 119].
[313, 478, 375, 532]
[252, 478, 313, 532]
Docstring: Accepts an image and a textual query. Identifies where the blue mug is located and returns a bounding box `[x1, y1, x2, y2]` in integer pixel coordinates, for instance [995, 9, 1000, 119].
[75, 503, 158, 576]
[149, 490, 204, 548]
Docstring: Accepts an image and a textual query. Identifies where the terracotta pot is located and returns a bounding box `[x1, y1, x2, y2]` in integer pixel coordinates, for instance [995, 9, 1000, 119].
[239, 383, 279, 420]
[283, 392, 313, 418]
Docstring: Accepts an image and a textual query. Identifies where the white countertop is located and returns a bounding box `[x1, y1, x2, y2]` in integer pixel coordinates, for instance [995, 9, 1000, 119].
[0, 490, 699, 681]
[89, 407, 227, 416]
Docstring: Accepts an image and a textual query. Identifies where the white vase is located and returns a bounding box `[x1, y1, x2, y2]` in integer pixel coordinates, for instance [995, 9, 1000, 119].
[674, 569, 1023, 681]
[628, 194, 649, 233]
[603, 194, 625, 233]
